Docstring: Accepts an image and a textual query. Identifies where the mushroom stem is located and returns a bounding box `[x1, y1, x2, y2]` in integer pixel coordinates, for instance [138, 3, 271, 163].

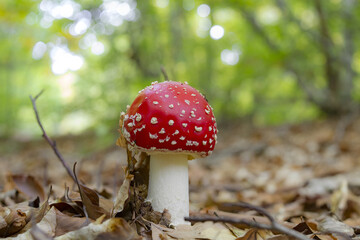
[147, 153, 189, 226]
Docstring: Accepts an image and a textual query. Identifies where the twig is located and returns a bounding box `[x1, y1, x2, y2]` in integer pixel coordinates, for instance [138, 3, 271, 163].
[160, 66, 169, 81]
[185, 215, 310, 240]
[222, 202, 275, 222]
[186, 202, 311, 240]
[30, 92, 76, 182]
[72, 163, 90, 225]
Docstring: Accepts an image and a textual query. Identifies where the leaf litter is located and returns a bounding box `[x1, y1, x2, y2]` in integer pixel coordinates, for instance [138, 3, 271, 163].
[1, 117, 360, 239]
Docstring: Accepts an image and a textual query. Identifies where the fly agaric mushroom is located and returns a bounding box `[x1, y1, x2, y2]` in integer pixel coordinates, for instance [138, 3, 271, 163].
[122, 81, 217, 225]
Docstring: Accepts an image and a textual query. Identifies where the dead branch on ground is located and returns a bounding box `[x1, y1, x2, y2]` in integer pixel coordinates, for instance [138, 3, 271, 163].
[30, 91, 76, 182]
[186, 201, 311, 240]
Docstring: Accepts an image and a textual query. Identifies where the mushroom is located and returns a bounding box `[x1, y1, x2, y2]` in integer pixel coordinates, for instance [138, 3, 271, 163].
[122, 81, 217, 225]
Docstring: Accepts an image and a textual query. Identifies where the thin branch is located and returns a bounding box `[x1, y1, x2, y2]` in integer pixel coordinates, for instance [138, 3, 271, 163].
[340, 0, 357, 99]
[185, 215, 311, 240]
[160, 66, 169, 81]
[30, 92, 76, 182]
[238, 5, 327, 110]
[314, 0, 340, 95]
[222, 202, 275, 222]
[72, 163, 90, 225]
[186, 201, 311, 240]
[239, 7, 280, 51]
[275, 0, 320, 43]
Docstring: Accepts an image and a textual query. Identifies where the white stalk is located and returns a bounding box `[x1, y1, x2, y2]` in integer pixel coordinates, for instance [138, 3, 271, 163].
[147, 153, 189, 226]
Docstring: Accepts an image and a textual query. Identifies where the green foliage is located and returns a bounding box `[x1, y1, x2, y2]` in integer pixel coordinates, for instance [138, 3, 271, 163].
[2, 0, 358, 138]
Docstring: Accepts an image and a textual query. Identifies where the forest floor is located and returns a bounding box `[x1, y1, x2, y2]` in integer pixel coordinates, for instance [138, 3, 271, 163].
[1, 117, 360, 239]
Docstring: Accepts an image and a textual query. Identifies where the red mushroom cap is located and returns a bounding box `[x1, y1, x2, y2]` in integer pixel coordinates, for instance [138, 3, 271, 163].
[122, 81, 217, 158]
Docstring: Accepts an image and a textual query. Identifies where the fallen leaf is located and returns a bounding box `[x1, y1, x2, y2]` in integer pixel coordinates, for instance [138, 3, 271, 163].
[112, 168, 133, 217]
[151, 223, 170, 240]
[7, 207, 57, 240]
[293, 221, 317, 235]
[55, 218, 139, 240]
[330, 179, 348, 218]
[237, 229, 273, 240]
[6, 175, 45, 202]
[154, 221, 238, 240]
[73, 164, 109, 220]
[0, 207, 27, 237]
[317, 216, 354, 237]
[54, 208, 87, 237]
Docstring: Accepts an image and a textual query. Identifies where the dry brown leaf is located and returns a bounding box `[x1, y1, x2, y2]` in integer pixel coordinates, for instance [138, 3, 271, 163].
[151, 223, 170, 240]
[30, 225, 54, 240]
[292, 221, 318, 235]
[18, 194, 50, 234]
[7, 207, 57, 240]
[50, 202, 83, 216]
[237, 229, 273, 240]
[317, 216, 354, 237]
[55, 217, 139, 240]
[267, 235, 291, 240]
[330, 179, 348, 218]
[111, 168, 133, 217]
[6, 174, 45, 202]
[54, 208, 87, 237]
[0, 207, 27, 237]
[73, 165, 109, 220]
[154, 221, 238, 240]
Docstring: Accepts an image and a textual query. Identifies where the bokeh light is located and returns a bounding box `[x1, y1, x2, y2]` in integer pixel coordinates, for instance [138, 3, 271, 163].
[210, 25, 224, 40]
[197, 4, 211, 17]
[32, 42, 47, 60]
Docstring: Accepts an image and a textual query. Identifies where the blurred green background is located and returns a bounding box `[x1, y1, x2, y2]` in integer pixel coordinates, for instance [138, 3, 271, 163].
[1, 0, 359, 142]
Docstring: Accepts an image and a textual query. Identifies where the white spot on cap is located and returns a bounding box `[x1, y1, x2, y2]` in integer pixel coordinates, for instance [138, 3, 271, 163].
[182, 123, 187, 127]
[180, 136, 185, 140]
[166, 136, 170, 141]
[195, 126, 202, 132]
[169, 104, 174, 109]
[165, 94, 169, 98]
[191, 93, 196, 97]
[173, 130, 179, 135]
[136, 114, 142, 122]
[181, 110, 185, 114]
[134, 124, 146, 134]
[149, 133, 158, 139]
[202, 141, 207, 145]
[193, 141, 199, 146]
[159, 139, 165, 143]
[209, 138, 213, 144]
[151, 117, 158, 124]
[197, 117, 202, 121]
[153, 101, 159, 105]
[127, 122, 134, 127]
[169, 120, 174, 125]
[209, 126, 212, 131]
[159, 128, 165, 134]
[185, 100, 190, 105]
[205, 109, 210, 114]
[171, 141, 177, 145]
